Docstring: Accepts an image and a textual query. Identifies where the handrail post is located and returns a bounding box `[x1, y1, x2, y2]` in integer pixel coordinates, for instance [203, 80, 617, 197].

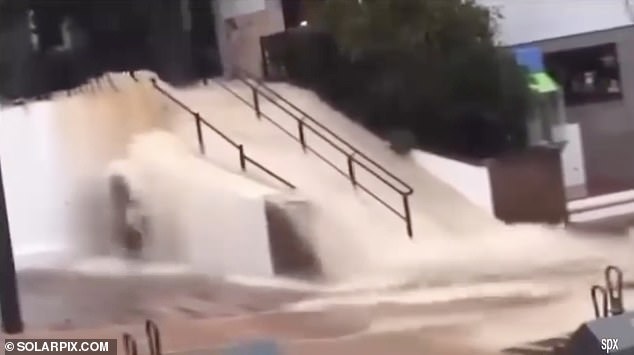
[403, 194, 413, 238]
[194, 113, 205, 155]
[145, 320, 162, 355]
[252, 87, 261, 119]
[298, 120, 307, 152]
[347, 154, 357, 188]
[0, 158, 23, 334]
[123, 333, 138, 355]
[605, 265, 624, 316]
[238, 145, 246, 171]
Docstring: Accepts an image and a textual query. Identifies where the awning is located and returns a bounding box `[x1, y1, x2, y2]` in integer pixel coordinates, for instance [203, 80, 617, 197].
[529, 72, 559, 94]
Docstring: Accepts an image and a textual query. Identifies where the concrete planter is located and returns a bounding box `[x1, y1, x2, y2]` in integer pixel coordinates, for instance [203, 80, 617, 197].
[486, 145, 567, 224]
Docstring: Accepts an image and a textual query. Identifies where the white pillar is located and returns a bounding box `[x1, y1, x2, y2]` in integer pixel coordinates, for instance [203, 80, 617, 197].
[212, 0, 232, 78]
[212, 0, 283, 78]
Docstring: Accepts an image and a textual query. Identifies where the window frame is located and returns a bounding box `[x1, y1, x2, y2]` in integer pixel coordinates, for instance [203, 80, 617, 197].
[544, 42, 623, 106]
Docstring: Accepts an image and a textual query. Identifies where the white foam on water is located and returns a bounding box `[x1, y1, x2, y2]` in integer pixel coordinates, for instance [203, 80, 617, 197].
[2, 74, 174, 268]
[365, 313, 484, 334]
[7, 72, 633, 299]
[147, 77, 634, 288]
[282, 281, 561, 312]
[65, 256, 195, 277]
[224, 274, 417, 294]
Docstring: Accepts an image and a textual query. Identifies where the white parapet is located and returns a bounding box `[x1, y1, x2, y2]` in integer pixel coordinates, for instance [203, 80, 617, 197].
[1, 81, 304, 276]
[568, 189, 634, 222]
[106, 130, 292, 277]
[411, 150, 494, 216]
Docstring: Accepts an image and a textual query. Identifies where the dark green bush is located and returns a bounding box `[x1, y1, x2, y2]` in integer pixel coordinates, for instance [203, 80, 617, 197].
[265, 0, 532, 158]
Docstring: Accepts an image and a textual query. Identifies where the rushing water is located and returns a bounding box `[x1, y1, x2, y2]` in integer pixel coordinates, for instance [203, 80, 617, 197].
[4, 73, 633, 352]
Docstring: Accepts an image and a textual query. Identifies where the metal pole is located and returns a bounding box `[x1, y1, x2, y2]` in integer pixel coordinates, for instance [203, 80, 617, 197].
[194, 113, 205, 155]
[0, 158, 23, 334]
[347, 154, 356, 188]
[298, 121, 307, 152]
[403, 194, 413, 238]
[238, 145, 246, 171]
[252, 88, 261, 119]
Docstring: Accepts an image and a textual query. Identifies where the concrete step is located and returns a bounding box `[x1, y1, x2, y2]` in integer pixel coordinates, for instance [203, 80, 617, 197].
[568, 213, 634, 235]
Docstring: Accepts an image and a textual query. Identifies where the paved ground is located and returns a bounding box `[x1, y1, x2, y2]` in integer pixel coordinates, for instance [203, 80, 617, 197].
[6, 263, 631, 355]
[15, 269, 307, 330]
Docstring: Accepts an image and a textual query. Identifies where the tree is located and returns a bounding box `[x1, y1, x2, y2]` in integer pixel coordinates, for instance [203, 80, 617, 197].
[305, 0, 532, 157]
[313, 0, 498, 58]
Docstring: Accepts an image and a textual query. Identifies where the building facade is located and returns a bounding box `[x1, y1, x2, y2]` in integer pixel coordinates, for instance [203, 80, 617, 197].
[479, 0, 634, 197]
[213, 0, 285, 78]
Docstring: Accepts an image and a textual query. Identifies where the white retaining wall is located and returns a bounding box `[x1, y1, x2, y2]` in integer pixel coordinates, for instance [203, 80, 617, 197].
[411, 150, 495, 215]
[568, 189, 634, 222]
[0, 82, 284, 276]
[1, 101, 76, 268]
[109, 131, 281, 277]
[0, 83, 169, 268]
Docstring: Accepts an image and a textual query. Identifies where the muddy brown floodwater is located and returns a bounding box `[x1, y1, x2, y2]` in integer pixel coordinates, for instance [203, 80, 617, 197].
[4, 74, 634, 355]
[11, 270, 495, 354]
[11, 260, 632, 355]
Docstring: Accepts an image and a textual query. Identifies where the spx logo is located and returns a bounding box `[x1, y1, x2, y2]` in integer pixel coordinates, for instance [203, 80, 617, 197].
[601, 338, 619, 354]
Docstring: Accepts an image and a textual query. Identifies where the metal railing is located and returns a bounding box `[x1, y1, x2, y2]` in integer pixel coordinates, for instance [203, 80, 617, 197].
[122, 320, 283, 355]
[122, 320, 162, 355]
[214, 72, 415, 237]
[132, 73, 295, 190]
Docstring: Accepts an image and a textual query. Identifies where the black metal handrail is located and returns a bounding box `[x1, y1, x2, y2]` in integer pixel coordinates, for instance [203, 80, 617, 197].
[241, 70, 413, 195]
[214, 75, 414, 237]
[146, 320, 162, 355]
[122, 333, 139, 355]
[139, 75, 295, 190]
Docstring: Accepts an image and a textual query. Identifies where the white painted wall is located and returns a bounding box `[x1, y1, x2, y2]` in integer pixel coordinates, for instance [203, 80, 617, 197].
[214, 0, 284, 77]
[411, 129, 585, 215]
[477, 0, 634, 45]
[0, 78, 175, 269]
[1, 76, 291, 276]
[0, 102, 75, 268]
[218, 0, 266, 20]
[555, 123, 587, 188]
[109, 131, 281, 277]
[0, 96, 135, 268]
[411, 150, 494, 215]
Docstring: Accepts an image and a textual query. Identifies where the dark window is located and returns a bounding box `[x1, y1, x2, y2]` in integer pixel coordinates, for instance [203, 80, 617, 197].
[31, 4, 64, 52]
[282, 0, 323, 29]
[545, 43, 622, 106]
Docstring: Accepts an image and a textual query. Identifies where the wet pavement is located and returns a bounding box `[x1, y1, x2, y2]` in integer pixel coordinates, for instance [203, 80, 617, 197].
[15, 269, 309, 330]
[5, 74, 634, 354]
[8, 263, 629, 355]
